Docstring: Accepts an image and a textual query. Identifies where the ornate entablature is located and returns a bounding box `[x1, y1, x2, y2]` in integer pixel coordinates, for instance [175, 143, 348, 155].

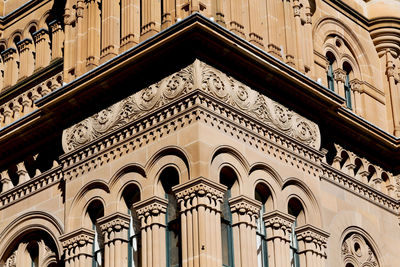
[62, 60, 321, 153]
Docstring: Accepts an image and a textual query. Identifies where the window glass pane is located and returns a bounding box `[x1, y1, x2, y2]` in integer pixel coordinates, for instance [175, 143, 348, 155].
[221, 220, 230, 266]
[168, 218, 180, 267]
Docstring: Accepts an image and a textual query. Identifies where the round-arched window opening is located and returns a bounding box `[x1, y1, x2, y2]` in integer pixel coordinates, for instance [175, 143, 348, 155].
[29, 26, 37, 36]
[13, 36, 20, 46]
[345, 263, 355, 267]
[0, 44, 5, 53]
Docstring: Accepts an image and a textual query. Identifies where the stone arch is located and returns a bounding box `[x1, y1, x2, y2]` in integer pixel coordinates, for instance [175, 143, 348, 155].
[313, 16, 378, 84]
[115, 179, 143, 213]
[146, 146, 190, 197]
[109, 163, 146, 190]
[8, 30, 22, 48]
[0, 211, 63, 261]
[249, 162, 284, 210]
[327, 211, 389, 267]
[282, 177, 322, 226]
[210, 146, 249, 195]
[23, 21, 39, 39]
[67, 180, 110, 229]
[39, 10, 52, 28]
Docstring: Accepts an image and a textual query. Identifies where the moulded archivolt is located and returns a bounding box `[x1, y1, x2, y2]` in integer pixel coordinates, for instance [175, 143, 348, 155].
[62, 60, 321, 153]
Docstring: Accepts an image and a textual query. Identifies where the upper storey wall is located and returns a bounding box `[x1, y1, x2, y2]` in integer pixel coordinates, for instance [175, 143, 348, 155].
[0, 0, 400, 136]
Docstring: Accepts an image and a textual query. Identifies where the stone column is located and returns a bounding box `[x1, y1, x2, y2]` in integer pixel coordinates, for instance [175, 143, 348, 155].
[333, 68, 346, 98]
[16, 38, 34, 79]
[133, 196, 168, 267]
[385, 50, 400, 136]
[263, 210, 295, 267]
[140, 0, 161, 41]
[98, 212, 130, 267]
[229, 195, 261, 267]
[101, 0, 121, 61]
[0, 170, 13, 193]
[172, 177, 227, 267]
[63, 7, 77, 82]
[295, 224, 330, 267]
[86, 0, 101, 68]
[32, 29, 51, 70]
[49, 20, 64, 60]
[16, 161, 30, 184]
[293, 0, 304, 72]
[60, 228, 95, 267]
[2, 48, 19, 88]
[350, 79, 363, 117]
[120, 0, 140, 51]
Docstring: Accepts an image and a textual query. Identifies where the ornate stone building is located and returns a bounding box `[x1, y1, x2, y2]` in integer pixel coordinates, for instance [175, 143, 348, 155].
[0, 0, 399, 266]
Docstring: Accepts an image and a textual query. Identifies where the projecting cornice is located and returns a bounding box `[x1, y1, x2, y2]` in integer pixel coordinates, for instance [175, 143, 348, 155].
[1, 13, 400, 172]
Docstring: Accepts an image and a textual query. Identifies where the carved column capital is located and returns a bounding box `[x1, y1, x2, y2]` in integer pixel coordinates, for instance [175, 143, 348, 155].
[333, 68, 347, 83]
[60, 228, 95, 260]
[32, 28, 49, 44]
[16, 38, 33, 53]
[229, 195, 261, 228]
[49, 20, 63, 33]
[1, 48, 17, 62]
[172, 176, 227, 212]
[63, 8, 76, 25]
[98, 212, 130, 234]
[295, 224, 330, 257]
[133, 196, 168, 228]
[350, 79, 362, 92]
[263, 210, 295, 240]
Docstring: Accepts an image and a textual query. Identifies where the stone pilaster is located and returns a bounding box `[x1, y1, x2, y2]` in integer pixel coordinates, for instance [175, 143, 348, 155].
[49, 20, 64, 59]
[295, 224, 330, 267]
[133, 196, 168, 267]
[229, 195, 261, 267]
[172, 177, 227, 267]
[32, 29, 51, 69]
[98, 212, 130, 267]
[263, 210, 295, 267]
[16, 38, 34, 79]
[16, 161, 30, 184]
[60, 228, 95, 267]
[1, 48, 18, 88]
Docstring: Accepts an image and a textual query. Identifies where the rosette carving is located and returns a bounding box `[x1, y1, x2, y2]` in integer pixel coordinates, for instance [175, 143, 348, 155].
[62, 64, 194, 152]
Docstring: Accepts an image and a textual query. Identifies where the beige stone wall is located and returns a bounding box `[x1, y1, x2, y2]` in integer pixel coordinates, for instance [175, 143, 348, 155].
[0, 1, 400, 267]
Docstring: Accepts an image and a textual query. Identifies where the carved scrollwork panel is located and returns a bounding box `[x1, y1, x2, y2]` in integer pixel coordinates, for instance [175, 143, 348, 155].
[62, 60, 321, 153]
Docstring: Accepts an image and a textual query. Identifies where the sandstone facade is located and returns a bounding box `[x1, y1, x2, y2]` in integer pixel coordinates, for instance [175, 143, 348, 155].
[0, 0, 399, 267]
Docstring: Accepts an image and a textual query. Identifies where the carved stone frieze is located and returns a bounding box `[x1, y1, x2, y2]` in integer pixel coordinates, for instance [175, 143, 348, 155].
[62, 60, 321, 153]
[341, 233, 379, 267]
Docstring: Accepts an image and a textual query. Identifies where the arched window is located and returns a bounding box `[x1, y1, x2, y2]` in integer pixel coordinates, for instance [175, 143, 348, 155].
[288, 198, 305, 267]
[87, 200, 104, 267]
[326, 52, 336, 92]
[343, 62, 353, 109]
[255, 183, 272, 267]
[220, 166, 237, 267]
[27, 241, 39, 267]
[123, 185, 141, 267]
[160, 167, 180, 267]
